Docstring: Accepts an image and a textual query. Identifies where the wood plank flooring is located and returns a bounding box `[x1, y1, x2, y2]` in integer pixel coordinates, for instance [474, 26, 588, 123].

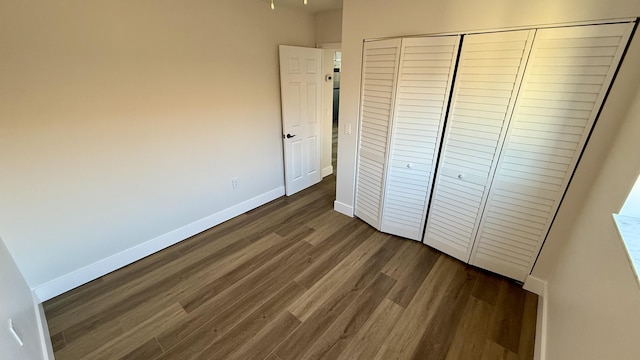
[44, 175, 537, 360]
[332, 123, 338, 171]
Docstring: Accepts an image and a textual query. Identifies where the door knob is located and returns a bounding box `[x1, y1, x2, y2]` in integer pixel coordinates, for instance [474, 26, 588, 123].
[285, 134, 296, 139]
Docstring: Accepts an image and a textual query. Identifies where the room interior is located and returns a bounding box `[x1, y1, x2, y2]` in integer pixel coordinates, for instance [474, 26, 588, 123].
[2, 0, 640, 359]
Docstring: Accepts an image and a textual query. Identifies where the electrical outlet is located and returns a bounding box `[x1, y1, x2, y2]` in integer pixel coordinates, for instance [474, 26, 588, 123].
[9, 319, 24, 346]
[231, 177, 239, 190]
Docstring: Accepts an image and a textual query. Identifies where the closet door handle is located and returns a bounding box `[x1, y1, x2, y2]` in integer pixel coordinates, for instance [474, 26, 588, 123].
[457, 173, 466, 180]
[406, 163, 414, 169]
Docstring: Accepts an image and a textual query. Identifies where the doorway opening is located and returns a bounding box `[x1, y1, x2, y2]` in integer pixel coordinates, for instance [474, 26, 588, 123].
[317, 45, 341, 186]
[332, 51, 341, 173]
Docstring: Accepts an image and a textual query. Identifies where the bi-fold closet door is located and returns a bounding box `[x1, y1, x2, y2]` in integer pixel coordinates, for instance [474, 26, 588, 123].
[354, 35, 461, 241]
[425, 22, 634, 281]
[355, 22, 634, 281]
[423, 30, 536, 262]
[468, 23, 634, 280]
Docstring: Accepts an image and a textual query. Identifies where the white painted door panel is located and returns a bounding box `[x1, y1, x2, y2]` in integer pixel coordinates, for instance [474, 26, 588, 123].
[380, 36, 460, 240]
[355, 39, 401, 229]
[470, 23, 635, 281]
[424, 30, 536, 262]
[279, 45, 323, 196]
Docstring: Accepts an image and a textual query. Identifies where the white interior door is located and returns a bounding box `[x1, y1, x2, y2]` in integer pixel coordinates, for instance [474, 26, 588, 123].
[279, 45, 323, 196]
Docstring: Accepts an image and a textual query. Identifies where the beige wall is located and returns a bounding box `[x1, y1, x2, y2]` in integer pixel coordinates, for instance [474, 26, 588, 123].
[316, 9, 343, 44]
[0, 0, 315, 289]
[338, 0, 640, 358]
[534, 75, 640, 360]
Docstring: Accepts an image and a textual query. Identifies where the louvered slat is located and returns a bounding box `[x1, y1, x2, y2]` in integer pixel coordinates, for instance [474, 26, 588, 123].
[380, 36, 460, 240]
[424, 30, 535, 261]
[355, 39, 401, 229]
[471, 22, 635, 281]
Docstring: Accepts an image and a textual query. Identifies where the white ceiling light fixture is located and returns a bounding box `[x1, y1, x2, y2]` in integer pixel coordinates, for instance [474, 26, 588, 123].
[269, 0, 308, 10]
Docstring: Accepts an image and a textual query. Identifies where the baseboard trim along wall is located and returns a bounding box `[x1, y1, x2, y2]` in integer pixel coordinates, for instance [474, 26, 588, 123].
[333, 200, 354, 217]
[33, 186, 286, 302]
[322, 166, 334, 178]
[35, 301, 54, 360]
[523, 275, 548, 360]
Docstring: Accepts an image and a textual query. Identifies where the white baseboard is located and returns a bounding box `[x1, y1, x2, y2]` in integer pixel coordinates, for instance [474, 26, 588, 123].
[34, 300, 54, 360]
[523, 275, 546, 296]
[524, 275, 548, 360]
[333, 200, 354, 217]
[322, 166, 334, 178]
[33, 186, 285, 302]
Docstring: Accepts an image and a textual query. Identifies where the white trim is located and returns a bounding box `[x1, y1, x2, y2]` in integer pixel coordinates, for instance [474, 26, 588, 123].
[34, 300, 54, 360]
[524, 275, 548, 360]
[322, 166, 334, 178]
[333, 200, 354, 217]
[523, 275, 546, 296]
[32, 186, 285, 302]
[365, 17, 637, 42]
[612, 214, 640, 289]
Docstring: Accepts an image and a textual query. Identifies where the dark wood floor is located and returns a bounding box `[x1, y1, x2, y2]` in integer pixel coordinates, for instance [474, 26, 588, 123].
[44, 175, 537, 360]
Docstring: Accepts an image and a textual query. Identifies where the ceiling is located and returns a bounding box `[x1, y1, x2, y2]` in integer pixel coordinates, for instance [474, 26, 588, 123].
[268, 0, 343, 13]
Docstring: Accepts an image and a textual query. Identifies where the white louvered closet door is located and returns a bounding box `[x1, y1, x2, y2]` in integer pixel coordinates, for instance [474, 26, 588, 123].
[423, 30, 535, 262]
[354, 39, 401, 229]
[470, 23, 635, 281]
[380, 36, 460, 241]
